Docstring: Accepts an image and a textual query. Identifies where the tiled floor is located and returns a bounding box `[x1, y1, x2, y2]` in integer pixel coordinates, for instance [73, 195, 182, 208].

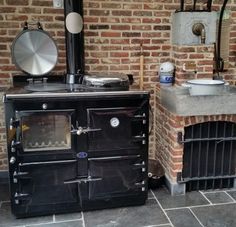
[1, 183, 236, 227]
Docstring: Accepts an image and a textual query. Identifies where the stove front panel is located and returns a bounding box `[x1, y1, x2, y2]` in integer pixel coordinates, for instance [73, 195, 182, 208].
[4, 93, 149, 217]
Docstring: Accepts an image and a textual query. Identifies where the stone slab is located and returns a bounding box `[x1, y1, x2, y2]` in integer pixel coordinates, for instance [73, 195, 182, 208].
[160, 85, 236, 116]
[172, 11, 217, 45]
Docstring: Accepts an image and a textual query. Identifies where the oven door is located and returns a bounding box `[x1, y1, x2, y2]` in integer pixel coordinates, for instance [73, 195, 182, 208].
[12, 159, 80, 213]
[87, 155, 146, 200]
[14, 109, 75, 153]
[86, 107, 147, 152]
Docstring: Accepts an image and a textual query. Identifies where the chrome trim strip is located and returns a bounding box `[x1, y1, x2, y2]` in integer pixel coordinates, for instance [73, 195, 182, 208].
[5, 91, 149, 100]
[19, 159, 77, 166]
[88, 154, 140, 161]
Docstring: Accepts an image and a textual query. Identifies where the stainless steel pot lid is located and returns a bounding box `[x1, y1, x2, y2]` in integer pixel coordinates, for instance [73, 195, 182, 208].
[11, 29, 58, 76]
[82, 73, 129, 87]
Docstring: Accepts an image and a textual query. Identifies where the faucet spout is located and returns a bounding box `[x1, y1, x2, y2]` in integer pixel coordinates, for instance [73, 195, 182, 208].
[192, 23, 206, 44]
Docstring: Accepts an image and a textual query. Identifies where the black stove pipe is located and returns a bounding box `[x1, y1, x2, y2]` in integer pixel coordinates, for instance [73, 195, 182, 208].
[216, 0, 228, 73]
[64, 0, 84, 84]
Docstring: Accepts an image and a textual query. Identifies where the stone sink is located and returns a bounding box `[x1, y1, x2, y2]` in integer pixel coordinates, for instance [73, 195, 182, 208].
[160, 85, 236, 116]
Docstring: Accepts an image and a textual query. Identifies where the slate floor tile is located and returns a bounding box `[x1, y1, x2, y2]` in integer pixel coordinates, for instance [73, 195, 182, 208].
[55, 212, 82, 222]
[191, 203, 236, 227]
[226, 190, 236, 201]
[148, 189, 154, 199]
[166, 208, 202, 227]
[0, 202, 53, 227]
[26, 220, 83, 227]
[152, 186, 209, 209]
[203, 192, 234, 204]
[83, 199, 170, 227]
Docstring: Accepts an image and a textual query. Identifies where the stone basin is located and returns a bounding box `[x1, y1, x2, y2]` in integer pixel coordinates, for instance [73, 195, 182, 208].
[160, 85, 236, 116]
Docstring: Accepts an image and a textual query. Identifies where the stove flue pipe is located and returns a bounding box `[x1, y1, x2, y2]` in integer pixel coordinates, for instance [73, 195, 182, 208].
[64, 0, 84, 84]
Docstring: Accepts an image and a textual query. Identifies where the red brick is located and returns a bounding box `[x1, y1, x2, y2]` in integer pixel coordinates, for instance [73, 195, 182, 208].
[6, 0, 28, 5]
[101, 32, 121, 37]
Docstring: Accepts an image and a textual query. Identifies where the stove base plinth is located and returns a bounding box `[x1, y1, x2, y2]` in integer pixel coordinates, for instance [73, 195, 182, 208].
[165, 175, 186, 196]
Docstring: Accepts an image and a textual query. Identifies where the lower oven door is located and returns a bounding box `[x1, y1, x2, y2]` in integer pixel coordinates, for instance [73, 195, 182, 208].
[12, 159, 80, 215]
[88, 155, 146, 200]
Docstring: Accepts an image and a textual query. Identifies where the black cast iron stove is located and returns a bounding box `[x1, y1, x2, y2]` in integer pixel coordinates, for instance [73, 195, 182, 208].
[4, 78, 149, 218]
[3, 0, 150, 218]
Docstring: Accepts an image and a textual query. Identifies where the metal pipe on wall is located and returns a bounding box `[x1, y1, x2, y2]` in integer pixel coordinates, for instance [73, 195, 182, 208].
[64, 0, 84, 84]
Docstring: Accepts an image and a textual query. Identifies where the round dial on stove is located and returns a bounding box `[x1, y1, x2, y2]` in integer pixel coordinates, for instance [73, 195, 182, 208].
[110, 117, 120, 128]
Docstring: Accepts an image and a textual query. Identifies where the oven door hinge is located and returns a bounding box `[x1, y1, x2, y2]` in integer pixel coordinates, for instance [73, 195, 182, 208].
[133, 161, 146, 172]
[132, 133, 146, 144]
[14, 192, 30, 204]
[135, 180, 146, 191]
[13, 171, 30, 183]
[133, 113, 147, 124]
[9, 118, 20, 129]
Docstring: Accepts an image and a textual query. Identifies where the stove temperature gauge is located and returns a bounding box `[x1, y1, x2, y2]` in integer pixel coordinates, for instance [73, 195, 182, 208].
[110, 117, 120, 128]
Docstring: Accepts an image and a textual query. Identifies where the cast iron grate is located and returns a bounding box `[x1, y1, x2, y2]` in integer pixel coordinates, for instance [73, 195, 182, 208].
[177, 121, 236, 191]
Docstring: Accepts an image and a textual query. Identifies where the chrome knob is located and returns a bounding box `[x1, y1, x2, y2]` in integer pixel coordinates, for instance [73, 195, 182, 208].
[10, 157, 16, 164]
[42, 103, 48, 110]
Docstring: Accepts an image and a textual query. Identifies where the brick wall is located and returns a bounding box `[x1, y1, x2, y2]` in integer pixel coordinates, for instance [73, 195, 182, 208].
[0, 1, 236, 170]
[173, 45, 215, 85]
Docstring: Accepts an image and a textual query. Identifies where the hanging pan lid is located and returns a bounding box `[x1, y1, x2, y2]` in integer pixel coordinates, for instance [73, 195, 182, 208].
[11, 24, 58, 76]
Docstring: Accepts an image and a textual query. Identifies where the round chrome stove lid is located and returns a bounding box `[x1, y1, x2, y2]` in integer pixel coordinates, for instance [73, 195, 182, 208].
[12, 29, 58, 76]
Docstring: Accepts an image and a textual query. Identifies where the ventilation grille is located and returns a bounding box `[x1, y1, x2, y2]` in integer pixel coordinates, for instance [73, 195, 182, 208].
[178, 121, 236, 191]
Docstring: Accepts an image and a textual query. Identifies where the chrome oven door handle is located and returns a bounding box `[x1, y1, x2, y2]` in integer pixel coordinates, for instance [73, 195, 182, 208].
[64, 176, 102, 184]
[71, 127, 101, 135]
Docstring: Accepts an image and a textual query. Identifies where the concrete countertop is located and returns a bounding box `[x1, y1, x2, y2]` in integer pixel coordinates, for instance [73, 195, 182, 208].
[160, 85, 236, 116]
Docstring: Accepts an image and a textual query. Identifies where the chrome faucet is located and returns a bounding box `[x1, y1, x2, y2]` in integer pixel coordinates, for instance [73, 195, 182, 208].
[192, 23, 206, 44]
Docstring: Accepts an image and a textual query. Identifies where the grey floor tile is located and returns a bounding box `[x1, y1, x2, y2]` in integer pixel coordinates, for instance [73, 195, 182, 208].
[226, 190, 236, 201]
[26, 220, 83, 227]
[148, 189, 154, 199]
[83, 199, 170, 227]
[0, 184, 10, 202]
[191, 203, 236, 227]
[166, 208, 202, 227]
[152, 186, 210, 209]
[203, 192, 234, 204]
[55, 212, 82, 222]
[0, 202, 53, 227]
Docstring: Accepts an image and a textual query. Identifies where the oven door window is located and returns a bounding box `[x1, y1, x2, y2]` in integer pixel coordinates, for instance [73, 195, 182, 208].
[17, 110, 73, 152]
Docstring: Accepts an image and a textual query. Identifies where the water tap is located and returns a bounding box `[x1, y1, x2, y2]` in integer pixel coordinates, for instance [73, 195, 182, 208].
[192, 23, 206, 44]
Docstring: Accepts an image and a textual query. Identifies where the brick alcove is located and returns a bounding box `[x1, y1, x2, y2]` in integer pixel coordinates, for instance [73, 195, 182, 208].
[156, 85, 236, 195]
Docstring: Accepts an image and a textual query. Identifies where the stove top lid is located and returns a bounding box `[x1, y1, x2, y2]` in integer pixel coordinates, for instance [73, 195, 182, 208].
[11, 26, 58, 76]
[82, 73, 129, 89]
